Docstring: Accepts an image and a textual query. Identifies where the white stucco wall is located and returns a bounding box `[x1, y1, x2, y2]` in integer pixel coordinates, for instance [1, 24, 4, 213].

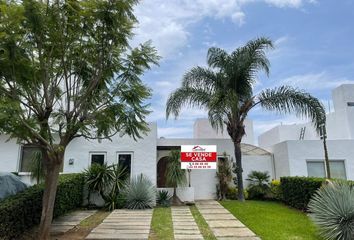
[157, 138, 273, 200]
[0, 123, 157, 185]
[272, 140, 354, 180]
[193, 118, 255, 145]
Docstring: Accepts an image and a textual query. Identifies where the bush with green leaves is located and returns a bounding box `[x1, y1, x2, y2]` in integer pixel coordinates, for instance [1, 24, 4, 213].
[157, 190, 172, 207]
[122, 174, 156, 209]
[269, 179, 282, 200]
[84, 163, 127, 209]
[281, 177, 324, 210]
[0, 174, 84, 240]
[246, 171, 270, 200]
[308, 180, 354, 240]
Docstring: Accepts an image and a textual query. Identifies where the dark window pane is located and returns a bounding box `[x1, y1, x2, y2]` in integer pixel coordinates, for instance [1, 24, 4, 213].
[91, 154, 105, 166]
[118, 154, 131, 176]
[20, 146, 41, 172]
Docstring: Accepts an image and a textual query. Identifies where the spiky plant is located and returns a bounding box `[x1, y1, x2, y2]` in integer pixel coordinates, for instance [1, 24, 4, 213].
[308, 180, 354, 240]
[157, 190, 172, 207]
[84, 163, 114, 205]
[166, 37, 327, 201]
[122, 174, 156, 209]
[165, 150, 187, 205]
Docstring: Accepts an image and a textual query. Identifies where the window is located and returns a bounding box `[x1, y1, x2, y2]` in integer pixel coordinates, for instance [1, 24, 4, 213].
[118, 153, 132, 176]
[20, 145, 63, 172]
[347, 102, 354, 107]
[19, 145, 41, 172]
[307, 160, 346, 179]
[90, 152, 106, 166]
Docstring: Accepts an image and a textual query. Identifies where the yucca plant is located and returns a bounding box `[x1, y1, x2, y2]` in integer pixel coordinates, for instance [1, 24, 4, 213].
[157, 190, 172, 207]
[122, 174, 156, 209]
[84, 163, 114, 205]
[308, 180, 354, 240]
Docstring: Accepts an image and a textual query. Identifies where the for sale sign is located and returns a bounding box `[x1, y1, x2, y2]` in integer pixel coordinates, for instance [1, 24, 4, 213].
[181, 145, 217, 169]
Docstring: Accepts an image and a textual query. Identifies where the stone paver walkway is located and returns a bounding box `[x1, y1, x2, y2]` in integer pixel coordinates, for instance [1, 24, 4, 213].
[51, 210, 97, 234]
[196, 201, 260, 240]
[172, 206, 204, 239]
[85, 209, 153, 240]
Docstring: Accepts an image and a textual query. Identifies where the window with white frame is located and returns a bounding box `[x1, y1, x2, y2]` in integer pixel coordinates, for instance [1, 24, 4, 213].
[90, 152, 106, 166]
[307, 160, 346, 179]
[117, 152, 132, 177]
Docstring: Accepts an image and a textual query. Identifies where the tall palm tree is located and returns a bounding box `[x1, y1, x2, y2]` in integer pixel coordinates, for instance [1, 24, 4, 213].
[165, 150, 187, 205]
[166, 37, 326, 201]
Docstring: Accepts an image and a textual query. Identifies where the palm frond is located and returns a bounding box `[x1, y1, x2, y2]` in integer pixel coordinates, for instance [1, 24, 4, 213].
[257, 86, 326, 133]
[165, 150, 187, 187]
[166, 87, 212, 119]
[181, 66, 219, 90]
[207, 47, 229, 68]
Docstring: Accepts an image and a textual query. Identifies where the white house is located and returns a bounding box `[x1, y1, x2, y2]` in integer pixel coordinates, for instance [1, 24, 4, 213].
[0, 84, 353, 201]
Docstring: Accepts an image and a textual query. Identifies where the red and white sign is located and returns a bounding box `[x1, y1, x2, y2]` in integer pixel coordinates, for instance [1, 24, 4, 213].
[181, 145, 217, 169]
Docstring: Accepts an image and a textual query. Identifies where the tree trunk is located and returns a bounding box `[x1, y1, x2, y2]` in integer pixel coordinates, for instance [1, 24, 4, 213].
[323, 137, 331, 179]
[234, 141, 245, 202]
[38, 155, 62, 240]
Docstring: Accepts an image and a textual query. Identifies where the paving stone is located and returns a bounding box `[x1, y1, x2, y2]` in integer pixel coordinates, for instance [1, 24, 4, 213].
[207, 220, 245, 228]
[203, 214, 236, 220]
[174, 225, 200, 230]
[212, 227, 256, 237]
[217, 237, 261, 240]
[173, 221, 198, 226]
[51, 210, 96, 234]
[174, 234, 204, 239]
[86, 209, 152, 240]
[85, 233, 148, 239]
[198, 208, 230, 214]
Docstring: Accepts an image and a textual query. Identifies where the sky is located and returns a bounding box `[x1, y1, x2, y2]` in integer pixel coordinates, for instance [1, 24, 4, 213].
[131, 0, 354, 142]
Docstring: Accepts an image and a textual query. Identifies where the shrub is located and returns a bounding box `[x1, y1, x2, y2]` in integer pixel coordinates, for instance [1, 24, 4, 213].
[246, 171, 270, 200]
[0, 174, 84, 240]
[308, 180, 354, 240]
[280, 176, 324, 210]
[216, 152, 232, 200]
[269, 179, 282, 200]
[122, 174, 156, 209]
[157, 190, 171, 207]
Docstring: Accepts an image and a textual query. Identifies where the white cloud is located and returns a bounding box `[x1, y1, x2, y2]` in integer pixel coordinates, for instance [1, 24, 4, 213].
[278, 72, 354, 90]
[132, 0, 315, 58]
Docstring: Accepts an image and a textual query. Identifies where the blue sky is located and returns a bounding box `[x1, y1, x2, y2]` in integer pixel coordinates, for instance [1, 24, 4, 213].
[132, 0, 354, 141]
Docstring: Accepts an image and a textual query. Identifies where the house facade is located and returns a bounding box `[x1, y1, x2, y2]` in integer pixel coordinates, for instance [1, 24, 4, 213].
[0, 84, 353, 201]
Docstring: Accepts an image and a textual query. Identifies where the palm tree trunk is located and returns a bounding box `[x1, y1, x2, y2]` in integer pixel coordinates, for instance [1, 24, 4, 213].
[38, 154, 62, 240]
[234, 141, 245, 201]
[323, 137, 331, 179]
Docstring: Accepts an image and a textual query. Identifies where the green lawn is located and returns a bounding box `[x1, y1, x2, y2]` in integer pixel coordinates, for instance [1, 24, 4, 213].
[149, 207, 174, 240]
[220, 200, 321, 240]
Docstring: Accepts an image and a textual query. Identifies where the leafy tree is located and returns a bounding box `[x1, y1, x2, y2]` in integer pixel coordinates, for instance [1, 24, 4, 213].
[166, 37, 326, 201]
[29, 151, 45, 184]
[165, 150, 187, 205]
[0, 0, 158, 238]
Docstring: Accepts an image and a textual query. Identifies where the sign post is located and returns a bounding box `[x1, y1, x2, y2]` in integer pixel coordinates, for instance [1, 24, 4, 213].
[181, 145, 217, 169]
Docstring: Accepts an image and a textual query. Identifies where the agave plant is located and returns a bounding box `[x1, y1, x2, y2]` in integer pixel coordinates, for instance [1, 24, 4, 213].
[308, 180, 354, 240]
[157, 190, 172, 207]
[122, 174, 156, 209]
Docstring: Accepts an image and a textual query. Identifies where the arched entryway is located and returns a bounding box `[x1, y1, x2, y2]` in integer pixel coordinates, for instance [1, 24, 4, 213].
[157, 157, 170, 187]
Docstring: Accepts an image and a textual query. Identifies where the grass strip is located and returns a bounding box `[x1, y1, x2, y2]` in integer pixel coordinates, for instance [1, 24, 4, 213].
[221, 200, 320, 240]
[190, 205, 217, 240]
[149, 207, 174, 240]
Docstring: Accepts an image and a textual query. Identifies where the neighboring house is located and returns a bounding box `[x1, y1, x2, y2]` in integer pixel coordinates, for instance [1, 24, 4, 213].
[0, 84, 353, 201]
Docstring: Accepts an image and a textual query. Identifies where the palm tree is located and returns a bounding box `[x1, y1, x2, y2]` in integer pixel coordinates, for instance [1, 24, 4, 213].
[165, 150, 187, 205]
[166, 37, 326, 201]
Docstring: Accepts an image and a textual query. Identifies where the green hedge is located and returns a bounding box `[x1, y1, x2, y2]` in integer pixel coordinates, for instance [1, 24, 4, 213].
[280, 176, 324, 210]
[0, 173, 84, 240]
